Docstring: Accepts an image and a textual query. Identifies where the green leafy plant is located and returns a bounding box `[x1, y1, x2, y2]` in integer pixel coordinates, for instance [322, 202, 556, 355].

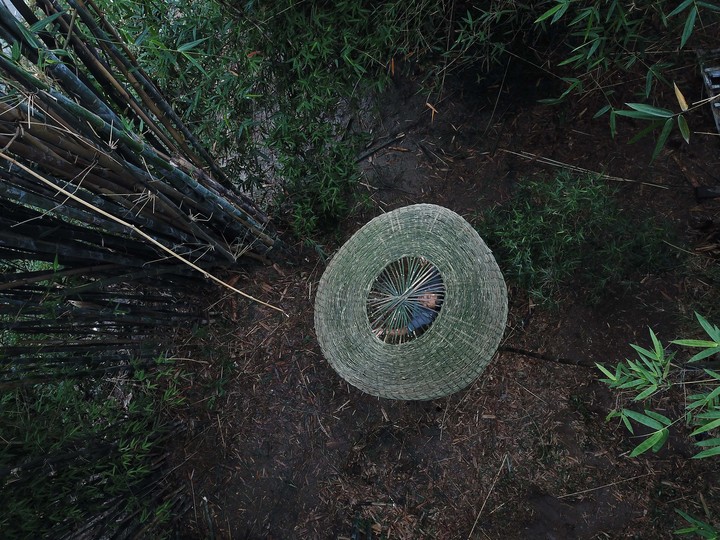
[535, 1, 720, 160]
[480, 172, 672, 305]
[93, 0, 559, 236]
[599, 316, 720, 537]
[597, 313, 720, 459]
[603, 82, 719, 162]
[675, 509, 719, 539]
[535, 1, 720, 92]
[95, 0, 386, 236]
[0, 357, 186, 538]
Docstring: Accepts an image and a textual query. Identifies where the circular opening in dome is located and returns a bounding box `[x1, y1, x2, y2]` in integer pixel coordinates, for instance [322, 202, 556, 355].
[367, 257, 445, 344]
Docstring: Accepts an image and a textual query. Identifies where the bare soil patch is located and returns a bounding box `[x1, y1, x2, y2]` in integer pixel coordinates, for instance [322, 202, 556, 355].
[171, 65, 720, 539]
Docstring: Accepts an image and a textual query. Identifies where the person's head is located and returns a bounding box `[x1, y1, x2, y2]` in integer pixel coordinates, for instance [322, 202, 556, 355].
[419, 292, 439, 309]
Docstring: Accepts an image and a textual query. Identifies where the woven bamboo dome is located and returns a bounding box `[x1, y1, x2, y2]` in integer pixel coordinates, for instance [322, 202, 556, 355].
[314, 204, 507, 400]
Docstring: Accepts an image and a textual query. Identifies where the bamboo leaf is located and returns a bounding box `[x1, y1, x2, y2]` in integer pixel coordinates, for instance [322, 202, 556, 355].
[677, 114, 691, 143]
[703, 385, 720, 403]
[668, 0, 694, 17]
[651, 428, 670, 452]
[634, 385, 658, 401]
[181, 52, 208, 76]
[626, 358, 658, 382]
[696, 313, 720, 341]
[689, 417, 720, 437]
[619, 378, 649, 389]
[558, 53, 586, 67]
[623, 409, 663, 430]
[621, 413, 634, 434]
[649, 328, 664, 361]
[596, 362, 617, 381]
[674, 82, 689, 111]
[627, 120, 662, 144]
[672, 339, 719, 348]
[630, 429, 666, 457]
[13, 19, 42, 50]
[688, 347, 720, 363]
[692, 445, 720, 459]
[11, 41, 21, 61]
[593, 104, 611, 119]
[535, 2, 566, 23]
[630, 343, 656, 360]
[28, 12, 67, 33]
[177, 38, 208, 53]
[688, 397, 710, 411]
[615, 110, 662, 121]
[625, 103, 674, 118]
[651, 118, 673, 162]
[645, 68, 655, 98]
[695, 437, 720, 447]
[680, 6, 698, 48]
[644, 409, 672, 426]
[673, 509, 718, 536]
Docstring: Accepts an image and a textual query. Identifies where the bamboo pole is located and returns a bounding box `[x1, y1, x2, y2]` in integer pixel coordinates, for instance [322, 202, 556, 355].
[0, 5, 290, 536]
[0, 152, 287, 314]
[0, 56, 276, 257]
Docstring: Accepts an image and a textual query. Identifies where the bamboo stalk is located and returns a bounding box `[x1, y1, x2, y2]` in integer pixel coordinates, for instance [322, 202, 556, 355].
[0, 59, 277, 258]
[0, 177, 203, 250]
[82, 0, 238, 190]
[36, 0, 183, 155]
[0, 228, 148, 267]
[0, 152, 287, 314]
[0, 8, 271, 535]
[0, 264, 118, 289]
[1, 76, 274, 258]
[0, 364, 144, 388]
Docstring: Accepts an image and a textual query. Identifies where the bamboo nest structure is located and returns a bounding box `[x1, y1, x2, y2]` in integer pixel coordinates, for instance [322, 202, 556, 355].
[314, 204, 508, 401]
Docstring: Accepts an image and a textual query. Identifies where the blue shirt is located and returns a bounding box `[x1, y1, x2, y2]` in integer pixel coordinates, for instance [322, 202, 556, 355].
[406, 267, 442, 333]
[407, 305, 438, 333]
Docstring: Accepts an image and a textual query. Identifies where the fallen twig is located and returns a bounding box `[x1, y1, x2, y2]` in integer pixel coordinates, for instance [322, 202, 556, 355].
[558, 472, 652, 499]
[468, 454, 508, 539]
[356, 132, 406, 162]
[499, 149, 669, 189]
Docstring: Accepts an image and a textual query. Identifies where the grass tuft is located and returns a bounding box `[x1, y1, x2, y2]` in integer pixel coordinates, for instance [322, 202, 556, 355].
[479, 172, 676, 305]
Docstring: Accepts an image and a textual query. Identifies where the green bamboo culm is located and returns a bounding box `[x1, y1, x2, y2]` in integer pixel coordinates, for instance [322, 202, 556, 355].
[0, 1, 281, 537]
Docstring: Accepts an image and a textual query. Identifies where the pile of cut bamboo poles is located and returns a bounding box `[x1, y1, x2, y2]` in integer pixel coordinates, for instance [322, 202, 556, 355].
[0, 1, 279, 536]
[0, 0, 281, 382]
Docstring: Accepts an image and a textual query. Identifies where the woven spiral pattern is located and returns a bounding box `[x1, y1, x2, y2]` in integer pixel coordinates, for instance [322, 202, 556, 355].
[367, 256, 445, 344]
[314, 204, 508, 400]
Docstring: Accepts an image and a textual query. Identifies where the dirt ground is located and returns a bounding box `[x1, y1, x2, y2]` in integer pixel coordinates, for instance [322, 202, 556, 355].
[170, 62, 720, 539]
